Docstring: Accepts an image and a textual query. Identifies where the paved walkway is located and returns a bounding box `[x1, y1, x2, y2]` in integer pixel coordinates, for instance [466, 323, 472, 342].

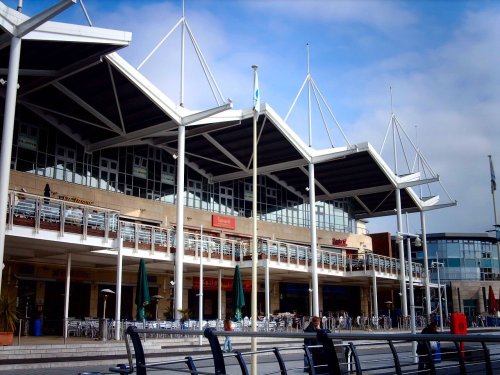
[0, 356, 306, 375]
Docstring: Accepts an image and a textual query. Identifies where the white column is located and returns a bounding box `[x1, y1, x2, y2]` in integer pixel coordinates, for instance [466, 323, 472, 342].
[309, 162, 319, 316]
[174, 123, 186, 319]
[420, 211, 432, 322]
[395, 189, 408, 316]
[265, 259, 270, 319]
[251, 66, 259, 375]
[63, 252, 71, 343]
[443, 282, 449, 325]
[198, 226, 204, 345]
[435, 254, 444, 332]
[372, 271, 378, 329]
[0, 36, 22, 296]
[406, 237, 417, 362]
[115, 238, 123, 340]
[218, 269, 222, 320]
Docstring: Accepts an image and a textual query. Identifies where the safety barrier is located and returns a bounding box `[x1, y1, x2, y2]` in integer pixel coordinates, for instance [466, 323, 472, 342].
[92, 327, 500, 375]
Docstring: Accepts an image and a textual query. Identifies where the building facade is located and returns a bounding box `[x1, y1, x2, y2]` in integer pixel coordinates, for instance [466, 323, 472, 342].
[414, 233, 500, 322]
[0, 2, 440, 337]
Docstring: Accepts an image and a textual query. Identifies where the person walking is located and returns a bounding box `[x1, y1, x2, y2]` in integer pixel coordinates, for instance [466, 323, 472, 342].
[222, 317, 234, 353]
[43, 183, 51, 204]
[417, 321, 439, 373]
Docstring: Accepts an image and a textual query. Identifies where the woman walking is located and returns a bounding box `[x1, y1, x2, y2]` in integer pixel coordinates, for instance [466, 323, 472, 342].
[223, 318, 234, 353]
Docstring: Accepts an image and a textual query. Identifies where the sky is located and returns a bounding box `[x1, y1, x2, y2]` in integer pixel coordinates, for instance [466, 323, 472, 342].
[5, 0, 500, 236]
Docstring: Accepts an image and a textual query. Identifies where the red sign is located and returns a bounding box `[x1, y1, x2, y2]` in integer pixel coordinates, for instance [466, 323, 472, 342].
[332, 238, 348, 246]
[193, 277, 252, 292]
[212, 215, 236, 230]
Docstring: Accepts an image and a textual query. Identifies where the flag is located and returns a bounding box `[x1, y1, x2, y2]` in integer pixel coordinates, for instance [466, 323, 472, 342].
[252, 65, 260, 114]
[489, 155, 496, 193]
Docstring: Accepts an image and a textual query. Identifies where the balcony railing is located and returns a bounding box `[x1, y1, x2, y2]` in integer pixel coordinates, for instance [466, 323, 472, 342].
[7, 190, 423, 279]
[7, 190, 119, 240]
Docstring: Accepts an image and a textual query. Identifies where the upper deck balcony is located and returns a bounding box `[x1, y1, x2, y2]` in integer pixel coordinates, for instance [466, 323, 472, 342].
[6, 190, 423, 283]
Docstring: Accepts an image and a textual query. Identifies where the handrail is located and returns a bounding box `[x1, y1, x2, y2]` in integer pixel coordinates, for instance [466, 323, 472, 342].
[7, 190, 424, 278]
[115, 327, 500, 375]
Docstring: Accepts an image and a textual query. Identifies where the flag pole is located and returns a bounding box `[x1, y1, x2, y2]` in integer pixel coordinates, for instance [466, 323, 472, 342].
[251, 64, 259, 375]
[488, 155, 500, 263]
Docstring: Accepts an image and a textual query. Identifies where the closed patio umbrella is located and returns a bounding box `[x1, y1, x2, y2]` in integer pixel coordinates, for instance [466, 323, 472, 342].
[232, 265, 245, 321]
[135, 258, 151, 320]
[488, 285, 497, 315]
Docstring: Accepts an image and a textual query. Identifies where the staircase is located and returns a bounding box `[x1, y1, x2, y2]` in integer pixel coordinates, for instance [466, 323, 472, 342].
[0, 336, 303, 371]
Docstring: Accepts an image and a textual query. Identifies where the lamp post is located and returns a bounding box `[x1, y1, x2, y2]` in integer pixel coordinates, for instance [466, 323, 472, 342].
[101, 289, 115, 319]
[100, 289, 114, 342]
[431, 256, 444, 332]
[398, 231, 421, 363]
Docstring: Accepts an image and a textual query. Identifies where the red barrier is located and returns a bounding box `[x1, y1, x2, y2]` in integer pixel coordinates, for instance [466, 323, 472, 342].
[450, 312, 467, 357]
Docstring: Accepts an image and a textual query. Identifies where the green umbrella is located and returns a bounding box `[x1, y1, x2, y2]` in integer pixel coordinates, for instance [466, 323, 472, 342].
[232, 265, 245, 321]
[135, 258, 150, 320]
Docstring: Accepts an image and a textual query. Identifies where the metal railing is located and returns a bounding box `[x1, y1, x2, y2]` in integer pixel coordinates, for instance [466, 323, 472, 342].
[103, 327, 500, 375]
[8, 190, 424, 279]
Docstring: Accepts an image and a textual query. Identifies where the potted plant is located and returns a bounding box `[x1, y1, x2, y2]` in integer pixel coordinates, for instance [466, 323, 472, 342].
[0, 296, 18, 345]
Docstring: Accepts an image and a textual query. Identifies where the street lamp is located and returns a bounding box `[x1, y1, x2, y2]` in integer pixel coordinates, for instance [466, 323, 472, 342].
[100, 288, 115, 342]
[431, 256, 444, 332]
[100, 289, 115, 319]
[399, 231, 421, 363]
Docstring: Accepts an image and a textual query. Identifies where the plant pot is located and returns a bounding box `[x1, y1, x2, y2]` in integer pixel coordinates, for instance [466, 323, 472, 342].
[0, 331, 13, 346]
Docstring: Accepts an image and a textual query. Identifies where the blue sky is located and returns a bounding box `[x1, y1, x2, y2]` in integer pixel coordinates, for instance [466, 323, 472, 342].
[6, 0, 500, 236]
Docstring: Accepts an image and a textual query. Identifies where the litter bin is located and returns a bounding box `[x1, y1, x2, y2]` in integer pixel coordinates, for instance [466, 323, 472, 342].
[34, 319, 42, 336]
[99, 318, 107, 341]
[450, 312, 467, 358]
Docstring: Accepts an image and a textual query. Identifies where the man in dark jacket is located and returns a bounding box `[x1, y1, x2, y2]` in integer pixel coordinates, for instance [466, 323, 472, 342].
[417, 321, 438, 373]
[303, 316, 323, 373]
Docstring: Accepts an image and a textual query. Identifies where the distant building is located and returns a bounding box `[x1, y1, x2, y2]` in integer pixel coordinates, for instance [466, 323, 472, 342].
[414, 232, 499, 320]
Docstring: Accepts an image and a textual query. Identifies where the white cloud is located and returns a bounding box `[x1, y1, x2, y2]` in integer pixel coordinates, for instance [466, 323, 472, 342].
[17, 0, 498, 235]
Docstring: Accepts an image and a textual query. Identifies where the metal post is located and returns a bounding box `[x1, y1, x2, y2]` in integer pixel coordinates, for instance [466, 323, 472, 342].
[174, 122, 185, 320]
[265, 259, 270, 319]
[372, 272, 378, 329]
[395, 189, 408, 317]
[406, 236, 417, 362]
[115, 238, 123, 340]
[433, 255, 444, 332]
[251, 65, 259, 375]
[198, 225, 204, 345]
[63, 252, 71, 343]
[309, 162, 319, 316]
[218, 269, 222, 320]
[443, 283, 449, 326]
[420, 211, 432, 322]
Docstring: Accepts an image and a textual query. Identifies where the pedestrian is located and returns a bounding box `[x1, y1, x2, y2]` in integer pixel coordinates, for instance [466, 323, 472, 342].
[303, 316, 323, 373]
[417, 321, 438, 373]
[44, 183, 51, 204]
[222, 317, 233, 353]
